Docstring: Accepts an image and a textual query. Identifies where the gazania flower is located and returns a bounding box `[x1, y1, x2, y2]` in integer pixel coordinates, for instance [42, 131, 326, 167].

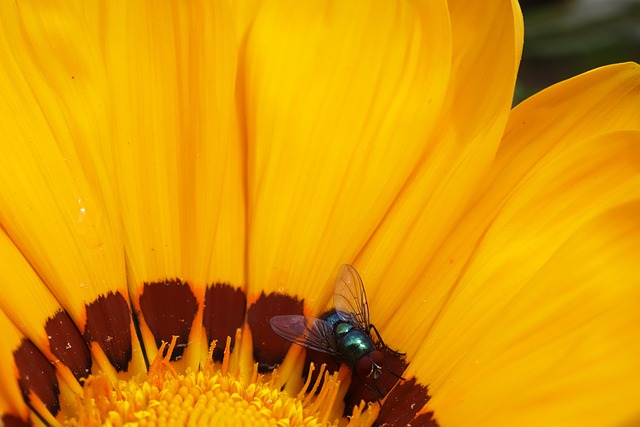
[0, 0, 638, 426]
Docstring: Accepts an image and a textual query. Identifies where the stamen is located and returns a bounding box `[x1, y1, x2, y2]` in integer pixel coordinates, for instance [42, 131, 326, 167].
[147, 336, 178, 386]
[306, 363, 327, 402]
[221, 336, 231, 376]
[62, 333, 376, 426]
[298, 362, 316, 399]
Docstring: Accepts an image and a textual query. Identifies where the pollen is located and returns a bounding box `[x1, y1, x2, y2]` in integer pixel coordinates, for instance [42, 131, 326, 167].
[66, 335, 378, 426]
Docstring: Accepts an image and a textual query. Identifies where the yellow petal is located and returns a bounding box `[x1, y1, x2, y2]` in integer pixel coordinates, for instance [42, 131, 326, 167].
[245, 0, 452, 308]
[406, 129, 640, 426]
[420, 199, 640, 426]
[232, 0, 265, 45]
[0, 1, 144, 379]
[0, 229, 88, 395]
[444, 0, 523, 144]
[0, 309, 63, 426]
[0, 311, 30, 424]
[401, 64, 640, 422]
[491, 62, 640, 189]
[100, 1, 243, 369]
[354, 0, 523, 338]
[370, 63, 640, 358]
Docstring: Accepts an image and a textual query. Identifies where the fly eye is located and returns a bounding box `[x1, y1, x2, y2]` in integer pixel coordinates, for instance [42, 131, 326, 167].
[354, 356, 374, 378]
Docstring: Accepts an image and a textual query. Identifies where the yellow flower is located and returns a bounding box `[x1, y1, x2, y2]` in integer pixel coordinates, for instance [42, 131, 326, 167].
[0, 0, 639, 426]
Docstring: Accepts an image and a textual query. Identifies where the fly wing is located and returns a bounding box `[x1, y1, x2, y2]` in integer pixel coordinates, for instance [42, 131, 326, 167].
[269, 315, 339, 356]
[333, 264, 370, 329]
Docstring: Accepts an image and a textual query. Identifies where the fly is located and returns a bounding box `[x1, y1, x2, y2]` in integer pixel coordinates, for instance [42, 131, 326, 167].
[270, 264, 404, 396]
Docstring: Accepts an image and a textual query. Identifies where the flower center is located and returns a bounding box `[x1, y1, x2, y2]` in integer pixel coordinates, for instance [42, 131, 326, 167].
[65, 336, 377, 426]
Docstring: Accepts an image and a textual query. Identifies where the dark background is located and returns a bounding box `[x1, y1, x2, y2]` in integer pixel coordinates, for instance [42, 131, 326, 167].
[516, 0, 640, 103]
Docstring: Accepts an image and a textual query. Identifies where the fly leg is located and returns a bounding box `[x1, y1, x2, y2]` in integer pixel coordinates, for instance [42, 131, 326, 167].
[368, 323, 406, 381]
[361, 377, 385, 403]
[386, 365, 406, 381]
[372, 378, 385, 401]
[368, 323, 406, 356]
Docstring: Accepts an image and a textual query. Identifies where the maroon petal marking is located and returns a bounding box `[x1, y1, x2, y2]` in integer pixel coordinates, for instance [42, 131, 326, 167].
[45, 310, 92, 382]
[13, 339, 60, 416]
[413, 411, 439, 427]
[202, 283, 246, 361]
[247, 292, 304, 372]
[139, 279, 198, 361]
[83, 291, 132, 372]
[374, 377, 439, 427]
[1, 415, 31, 427]
[343, 348, 408, 416]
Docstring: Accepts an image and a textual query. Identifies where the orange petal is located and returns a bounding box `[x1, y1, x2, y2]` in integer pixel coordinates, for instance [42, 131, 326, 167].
[355, 0, 523, 334]
[244, 0, 452, 309]
[0, 311, 30, 425]
[420, 198, 640, 426]
[99, 1, 243, 369]
[404, 126, 640, 425]
[0, 229, 89, 396]
[0, 1, 144, 379]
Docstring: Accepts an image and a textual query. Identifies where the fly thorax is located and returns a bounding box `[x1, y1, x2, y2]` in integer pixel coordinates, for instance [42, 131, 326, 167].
[336, 327, 376, 367]
[334, 322, 353, 338]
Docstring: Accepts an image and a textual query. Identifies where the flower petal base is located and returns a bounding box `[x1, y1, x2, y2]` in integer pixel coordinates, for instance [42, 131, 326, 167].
[66, 337, 377, 426]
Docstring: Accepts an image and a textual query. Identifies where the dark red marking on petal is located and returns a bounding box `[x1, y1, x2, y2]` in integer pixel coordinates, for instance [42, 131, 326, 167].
[413, 411, 439, 427]
[45, 310, 92, 382]
[13, 339, 60, 416]
[302, 348, 340, 393]
[374, 377, 438, 427]
[203, 283, 246, 361]
[1, 414, 32, 427]
[343, 348, 408, 416]
[139, 279, 198, 361]
[247, 292, 304, 373]
[83, 291, 132, 372]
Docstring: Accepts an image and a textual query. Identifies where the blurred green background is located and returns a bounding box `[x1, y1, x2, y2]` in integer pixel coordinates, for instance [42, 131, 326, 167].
[516, 0, 640, 103]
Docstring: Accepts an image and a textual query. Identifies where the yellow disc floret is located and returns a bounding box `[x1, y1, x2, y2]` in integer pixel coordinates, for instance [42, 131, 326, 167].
[66, 336, 378, 426]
